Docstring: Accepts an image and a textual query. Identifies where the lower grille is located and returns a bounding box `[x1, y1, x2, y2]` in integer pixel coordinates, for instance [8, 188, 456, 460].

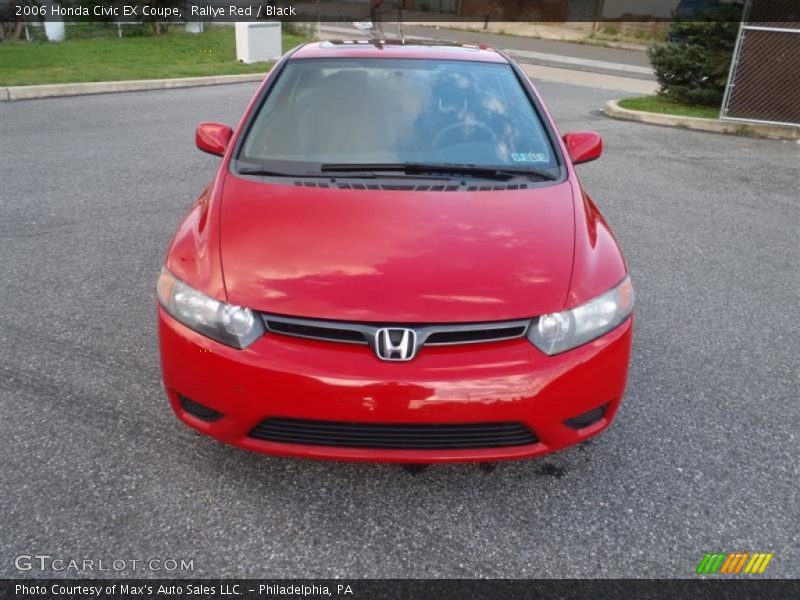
[249, 418, 538, 450]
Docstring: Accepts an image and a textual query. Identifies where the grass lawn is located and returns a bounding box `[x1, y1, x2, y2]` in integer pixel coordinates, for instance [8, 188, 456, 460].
[0, 26, 311, 86]
[618, 95, 721, 119]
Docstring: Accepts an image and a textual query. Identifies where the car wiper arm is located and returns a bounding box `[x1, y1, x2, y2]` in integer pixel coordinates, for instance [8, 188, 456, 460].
[321, 163, 408, 172]
[239, 164, 448, 181]
[320, 162, 557, 181]
[318, 163, 451, 180]
[237, 166, 354, 178]
[405, 163, 557, 181]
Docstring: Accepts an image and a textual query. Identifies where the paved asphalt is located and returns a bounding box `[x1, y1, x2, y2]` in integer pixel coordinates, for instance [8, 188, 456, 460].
[1, 79, 798, 579]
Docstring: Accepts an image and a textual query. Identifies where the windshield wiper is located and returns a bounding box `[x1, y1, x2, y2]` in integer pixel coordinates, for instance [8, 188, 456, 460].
[406, 163, 557, 181]
[320, 162, 557, 181]
[237, 166, 347, 178]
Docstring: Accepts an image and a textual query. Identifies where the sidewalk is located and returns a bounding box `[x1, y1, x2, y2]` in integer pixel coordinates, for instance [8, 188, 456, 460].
[409, 21, 650, 51]
[520, 64, 655, 95]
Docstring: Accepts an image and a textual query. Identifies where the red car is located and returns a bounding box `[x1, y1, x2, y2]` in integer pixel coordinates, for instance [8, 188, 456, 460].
[157, 40, 634, 463]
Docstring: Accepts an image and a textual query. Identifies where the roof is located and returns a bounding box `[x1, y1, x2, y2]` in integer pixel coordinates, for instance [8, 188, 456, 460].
[291, 40, 508, 63]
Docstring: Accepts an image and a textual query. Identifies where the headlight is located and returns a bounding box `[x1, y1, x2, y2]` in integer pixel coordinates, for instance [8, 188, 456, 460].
[528, 276, 634, 355]
[157, 268, 265, 349]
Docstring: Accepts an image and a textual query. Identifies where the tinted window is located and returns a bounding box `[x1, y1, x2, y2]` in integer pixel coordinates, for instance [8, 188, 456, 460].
[238, 58, 557, 172]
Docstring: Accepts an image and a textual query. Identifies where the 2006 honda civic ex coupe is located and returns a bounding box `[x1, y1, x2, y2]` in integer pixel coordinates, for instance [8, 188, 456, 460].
[157, 40, 634, 463]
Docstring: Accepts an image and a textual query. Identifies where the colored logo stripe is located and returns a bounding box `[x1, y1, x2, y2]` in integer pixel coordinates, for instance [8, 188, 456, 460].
[719, 553, 748, 574]
[697, 552, 773, 574]
[745, 553, 773, 574]
[697, 554, 725, 574]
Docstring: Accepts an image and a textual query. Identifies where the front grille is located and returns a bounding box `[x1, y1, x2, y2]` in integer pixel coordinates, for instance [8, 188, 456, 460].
[425, 325, 528, 345]
[262, 314, 531, 354]
[264, 319, 366, 344]
[249, 418, 538, 450]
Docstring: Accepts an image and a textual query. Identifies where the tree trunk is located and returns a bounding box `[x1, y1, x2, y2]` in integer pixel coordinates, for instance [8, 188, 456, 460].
[0, 19, 25, 42]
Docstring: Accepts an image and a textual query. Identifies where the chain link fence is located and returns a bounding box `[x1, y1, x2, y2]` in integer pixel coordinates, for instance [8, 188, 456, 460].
[721, 0, 800, 127]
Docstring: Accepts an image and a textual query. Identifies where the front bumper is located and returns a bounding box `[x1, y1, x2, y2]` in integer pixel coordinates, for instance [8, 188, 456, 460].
[158, 308, 633, 462]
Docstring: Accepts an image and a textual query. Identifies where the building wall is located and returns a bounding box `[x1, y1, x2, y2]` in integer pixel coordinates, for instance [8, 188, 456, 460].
[458, 0, 568, 21]
[455, 0, 683, 21]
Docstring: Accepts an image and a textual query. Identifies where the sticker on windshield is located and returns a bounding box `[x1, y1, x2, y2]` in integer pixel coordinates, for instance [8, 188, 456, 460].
[511, 152, 549, 163]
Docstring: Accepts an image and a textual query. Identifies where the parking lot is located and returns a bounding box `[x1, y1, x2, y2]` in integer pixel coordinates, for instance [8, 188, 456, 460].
[1, 79, 798, 578]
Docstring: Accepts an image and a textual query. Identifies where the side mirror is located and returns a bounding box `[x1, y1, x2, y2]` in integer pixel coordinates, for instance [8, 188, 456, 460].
[563, 131, 603, 165]
[196, 122, 233, 157]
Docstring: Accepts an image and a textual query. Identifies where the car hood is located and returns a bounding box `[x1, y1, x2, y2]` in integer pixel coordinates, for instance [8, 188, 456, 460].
[219, 175, 576, 323]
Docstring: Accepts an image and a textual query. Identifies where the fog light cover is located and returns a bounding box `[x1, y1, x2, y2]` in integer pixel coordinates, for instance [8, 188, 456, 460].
[564, 404, 608, 430]
[179, 396, 223, 422]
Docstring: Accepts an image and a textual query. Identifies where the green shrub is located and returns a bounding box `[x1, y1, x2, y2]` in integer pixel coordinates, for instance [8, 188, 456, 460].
[120, 23, 153, 37]
[648, 4, 742, 107]
[282, 22, 315, 37]
[65, 21, 153, 39]
[66, 22, 117, 39]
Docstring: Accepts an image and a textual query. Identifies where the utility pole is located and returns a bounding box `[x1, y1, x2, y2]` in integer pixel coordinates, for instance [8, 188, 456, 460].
[397, 1, 404, 41]
[593, 0, 605, 34]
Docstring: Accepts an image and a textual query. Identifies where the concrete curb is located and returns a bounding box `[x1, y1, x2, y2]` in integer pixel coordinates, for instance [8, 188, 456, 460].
[0, 73, 266, 102]
[604, 99, 800, 141]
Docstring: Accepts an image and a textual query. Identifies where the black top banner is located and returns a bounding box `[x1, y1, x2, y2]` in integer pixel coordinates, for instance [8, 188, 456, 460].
[4, 0, 800, 24]
[3, 579, 800, 600]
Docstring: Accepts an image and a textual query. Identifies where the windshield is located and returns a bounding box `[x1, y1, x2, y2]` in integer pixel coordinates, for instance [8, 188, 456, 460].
[236, 58, 559, 176]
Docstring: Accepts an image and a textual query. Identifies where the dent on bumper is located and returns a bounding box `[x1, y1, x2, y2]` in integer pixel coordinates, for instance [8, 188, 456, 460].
[158, 308, 633, 462]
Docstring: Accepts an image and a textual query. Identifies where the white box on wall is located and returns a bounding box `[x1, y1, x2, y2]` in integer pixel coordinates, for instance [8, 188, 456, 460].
[235, 22, 282, 64]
